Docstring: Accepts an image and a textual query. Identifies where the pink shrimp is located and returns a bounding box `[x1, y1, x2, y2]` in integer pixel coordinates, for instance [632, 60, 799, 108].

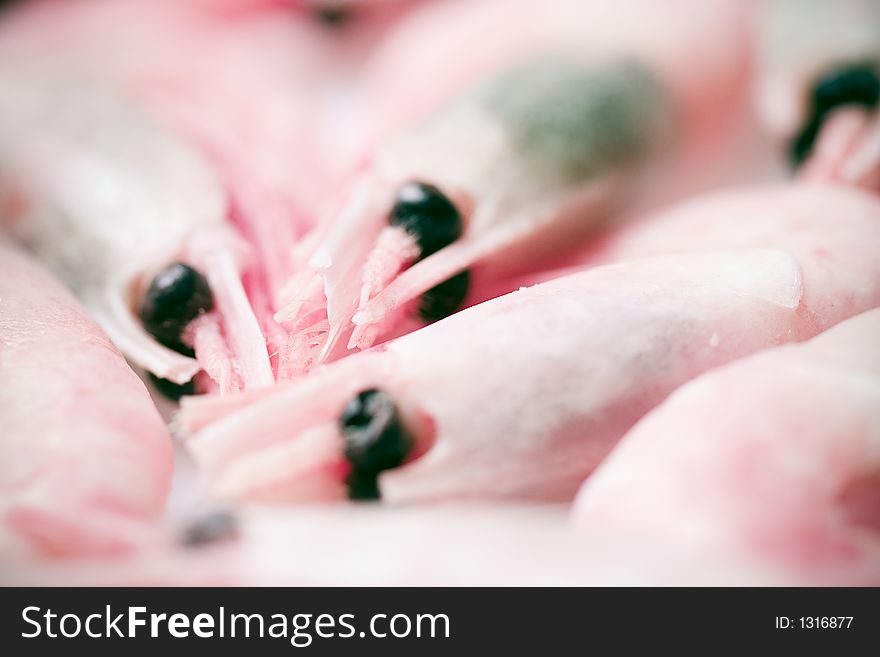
[578, 183, 880, 324]
[574, 308, 880, 586]
[0, 67, 273, 394]
[756, 0, 880, 189]
[0, 0, 385, 255]
[0, 0, 415, 380]
[0, 241, 172, 558]
[180, 181, 880, 505]
[183, 251, 803, 504]
[273, 0, 752, 370]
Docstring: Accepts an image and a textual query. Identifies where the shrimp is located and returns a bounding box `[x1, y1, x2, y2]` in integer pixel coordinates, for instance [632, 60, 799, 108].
[0, 0, 413, 380]
[0, 69, 273, 393]
[756, 0, 880, 189]
[182, 250, 805, 504]
[180, 181, 880, 505]
[0, 241, 173, 558]
[579, 182, 880, 329]
[574, 308, 880, 586]
[273, 0, 752, 369]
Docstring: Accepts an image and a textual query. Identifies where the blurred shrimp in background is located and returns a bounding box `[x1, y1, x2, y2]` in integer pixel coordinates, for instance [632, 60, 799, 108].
[275, 0, 756, 370]
[756, 0, 880, 186]
[0, 0, 416, 390]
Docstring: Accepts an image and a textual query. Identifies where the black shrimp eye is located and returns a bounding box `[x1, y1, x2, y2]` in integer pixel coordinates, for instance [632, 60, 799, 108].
[811, 63, 880, 115]
[389, 181, 463, 259]
[313, 5, 352, 28]
[147, 373, 198, 402]
[179, 510, 238, 548]
[790, 62, 880, 167]
[418, 269, 470, 323]
[339, 388, 414, 501]
[139, 263, 214, 356]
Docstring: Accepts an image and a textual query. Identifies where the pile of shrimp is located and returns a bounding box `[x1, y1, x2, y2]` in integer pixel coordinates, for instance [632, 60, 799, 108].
[0, 0, 879, 585]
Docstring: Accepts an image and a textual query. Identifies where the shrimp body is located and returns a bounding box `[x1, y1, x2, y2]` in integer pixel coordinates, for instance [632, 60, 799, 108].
[0, 0, 415, 380]
[0, 242, 173, 557]
[574, 308, 880, 586]
[182, 181, 880, 504]
[185, 249, 811, 504]
[0, 70, 272, 390]
[275, 0, 751, 368]
[0, 73, 224, 295]
[582, 182, 880, 332]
